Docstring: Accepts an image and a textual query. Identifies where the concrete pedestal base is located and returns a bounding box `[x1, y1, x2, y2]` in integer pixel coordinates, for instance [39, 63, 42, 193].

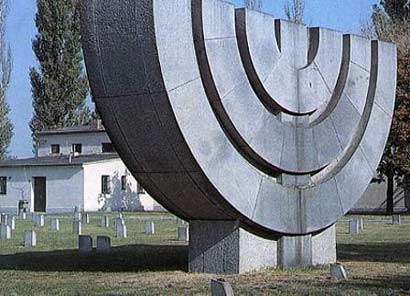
[189, 221, 336, 274]
[278, 226, 337, 268]
[189, 221, 276, 274]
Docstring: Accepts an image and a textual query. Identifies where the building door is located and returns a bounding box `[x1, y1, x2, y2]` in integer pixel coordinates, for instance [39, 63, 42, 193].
[33, 177, 46, 212]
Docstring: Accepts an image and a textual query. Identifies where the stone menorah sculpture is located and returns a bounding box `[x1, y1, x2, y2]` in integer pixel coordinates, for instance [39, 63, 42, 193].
[79, 0, 397, 273]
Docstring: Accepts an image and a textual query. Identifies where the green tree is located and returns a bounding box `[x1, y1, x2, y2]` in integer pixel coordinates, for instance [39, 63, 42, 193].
[245, 0, 262, 11]
[0, 0, 13, 160]
[370, 0, 410, 214]
[30, 0, 91, 146]
[284, 0, 305, 24]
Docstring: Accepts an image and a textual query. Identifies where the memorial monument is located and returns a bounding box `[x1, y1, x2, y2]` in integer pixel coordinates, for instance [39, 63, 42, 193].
[79, 0, 397, 274]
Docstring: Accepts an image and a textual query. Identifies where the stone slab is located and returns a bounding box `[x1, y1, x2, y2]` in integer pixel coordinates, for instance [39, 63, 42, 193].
[330, 263, 348, 280]
[24, 230, 36, 247]
[349, 220, 360, 234]
[73, 220, 82, 235]
[79, 235, 93, 253]
[96, 236, 111, 253]
[210, 279, 234, 296]
[177, 226, 189, 241]
[51, 218, 60, 232]
[0, 224, 11, 240]
[145, 221, 155, 235]
[101, 216, 110, 228]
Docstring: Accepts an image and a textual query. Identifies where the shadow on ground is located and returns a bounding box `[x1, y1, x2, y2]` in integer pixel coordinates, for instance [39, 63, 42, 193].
[0, 244, 188, 272]
[338, 242, 410, 263]
[287, 274, 410, 294]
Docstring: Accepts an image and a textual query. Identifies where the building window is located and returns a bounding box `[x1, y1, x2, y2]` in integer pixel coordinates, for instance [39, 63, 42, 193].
[101, 175, 111, 194]
[72, 144, 82, 154]
[121, 176, 127, 191]
[0, 177, 7, 195]
[102, 142, 116, 153]
[51, 144, 60, 154]
[137, 182, 145, 194]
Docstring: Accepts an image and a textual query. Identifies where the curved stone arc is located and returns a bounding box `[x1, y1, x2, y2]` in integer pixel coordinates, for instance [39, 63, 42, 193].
[194, 0, 374, 176]
[162, 0, 395, 234]
[78, 0, 250, 226]
[236, 9, 343, 115]
[311, 40, 380, 184]
[79, 0, 396, 237]
[253, 40, 396, 233]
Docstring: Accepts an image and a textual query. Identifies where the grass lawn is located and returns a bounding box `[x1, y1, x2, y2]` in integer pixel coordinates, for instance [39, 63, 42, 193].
[0, 213, 409, 295]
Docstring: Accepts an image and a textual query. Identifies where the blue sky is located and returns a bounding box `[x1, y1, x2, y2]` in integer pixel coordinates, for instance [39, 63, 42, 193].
[6, 0, 378, 158]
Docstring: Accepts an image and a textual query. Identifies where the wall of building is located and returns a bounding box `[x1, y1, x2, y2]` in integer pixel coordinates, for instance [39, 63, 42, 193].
[0, 166, 84, 214]
[82, 160, 161, 212]
[352, 181, 410, 213]
[37, 132, 112, 156]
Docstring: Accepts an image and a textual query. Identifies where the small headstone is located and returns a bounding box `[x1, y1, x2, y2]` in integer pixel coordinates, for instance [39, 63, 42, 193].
[24, 230, 36, 247]
[36, 214, 45, 227]
[113, 215, 124, 227]
[330, 263, 348, 280]
[20, 212, 27, 220]
[392, 214, 401, 225]
[1, 214, 8, 225]
[0, 224, 11, 240]
[74, 212, 82, 221]
[51, 218, 60, 232]
[349, 219, 360, 234]
[358, 217, 364, 231]
[72, 220, 82, 235]
[31, 213, 37, 223]
[101, 216, 109, 228]
[114, 217, 124, 228]
[82, 213, 90, 224]
[210, 279, 234, 296]
[96, 236, 111, 253]
[116, 220, 127, 239]
[78, 235, 93, 253]
[7, 216, 15, 230]
[144, 221, 155, 235]
[177, 226, 189, 241]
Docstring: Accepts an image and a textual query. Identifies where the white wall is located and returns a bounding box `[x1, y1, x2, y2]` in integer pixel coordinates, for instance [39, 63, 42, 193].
[353, 180, 409, 213]
[0, 166, 84, 214]
[37, 132, 112, 156]
[83, 160, 160, 212]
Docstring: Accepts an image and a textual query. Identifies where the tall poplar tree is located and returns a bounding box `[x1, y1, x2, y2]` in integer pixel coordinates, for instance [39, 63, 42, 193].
[0, 0, 13, 160]
[30, 0, 90, 144]
[284, 0, 305, 24]
[245, 0, 262, 11]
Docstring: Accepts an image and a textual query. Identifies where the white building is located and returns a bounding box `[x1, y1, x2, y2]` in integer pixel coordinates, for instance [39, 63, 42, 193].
[0, 124, 163, 214]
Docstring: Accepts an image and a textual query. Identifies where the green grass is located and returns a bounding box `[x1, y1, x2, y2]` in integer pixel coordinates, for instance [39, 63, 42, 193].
[0, 213, 409, 295]
[0, 212, 185, 255]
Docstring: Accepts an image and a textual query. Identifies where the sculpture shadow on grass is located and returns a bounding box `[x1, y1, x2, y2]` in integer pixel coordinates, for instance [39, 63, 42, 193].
[298, 274, 410, 293]
[338, 242, 410, 264]
[0, 244, 188, 272]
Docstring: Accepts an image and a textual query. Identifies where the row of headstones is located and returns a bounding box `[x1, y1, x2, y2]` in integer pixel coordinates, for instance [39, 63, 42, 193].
[21, 219, 189, 247]
[1, 210, 190, 242]
[0, 213, 16, 240]
[349, 214, 402, 235]
[78, 235, 111, 253]
[77, 227, 189, 253]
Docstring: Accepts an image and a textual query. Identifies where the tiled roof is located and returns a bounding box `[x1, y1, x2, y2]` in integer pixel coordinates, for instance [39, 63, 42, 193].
[36, 125, 105, 136]
[0, 153, 120, 168]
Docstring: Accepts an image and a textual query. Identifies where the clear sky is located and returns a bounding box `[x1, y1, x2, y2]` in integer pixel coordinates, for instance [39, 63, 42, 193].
[6, 0, 379, 158]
